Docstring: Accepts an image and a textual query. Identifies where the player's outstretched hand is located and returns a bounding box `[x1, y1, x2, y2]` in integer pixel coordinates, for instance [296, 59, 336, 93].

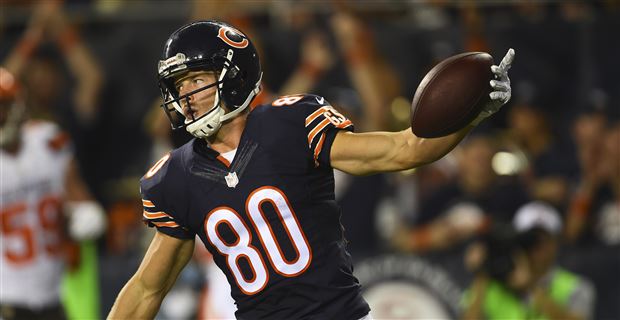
[471, 48, 515, 125]
[66, 201, 107, 241]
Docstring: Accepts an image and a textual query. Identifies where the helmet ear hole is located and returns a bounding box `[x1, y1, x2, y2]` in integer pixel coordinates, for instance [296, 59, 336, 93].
[227, 65, 240, 79]
[220, 69, 246, 108]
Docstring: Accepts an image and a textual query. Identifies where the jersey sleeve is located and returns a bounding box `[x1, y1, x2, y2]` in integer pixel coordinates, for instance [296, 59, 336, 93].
[295, 94, 354, 168]
[140, 153, 195, 240]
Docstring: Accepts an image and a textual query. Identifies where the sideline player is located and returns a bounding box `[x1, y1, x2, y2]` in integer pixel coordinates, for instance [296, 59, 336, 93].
[0, 67, 106, 320]
[109, 21, 514, 319]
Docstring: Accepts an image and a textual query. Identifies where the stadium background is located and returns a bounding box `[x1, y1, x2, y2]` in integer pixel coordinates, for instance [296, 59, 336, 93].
[1, 0, 618, 319]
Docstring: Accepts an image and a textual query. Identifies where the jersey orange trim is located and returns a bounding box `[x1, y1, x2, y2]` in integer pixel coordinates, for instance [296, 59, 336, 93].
[143, 210, 173, 220]
[216, 155, 231, 168]
[313, 133, 326, 167]
[307, 118, 330, 145]
[305, 107, 327, 126]
[152, 221, 180, 228]
[142, 199, 155, 207]
[336, 120, 353, 129]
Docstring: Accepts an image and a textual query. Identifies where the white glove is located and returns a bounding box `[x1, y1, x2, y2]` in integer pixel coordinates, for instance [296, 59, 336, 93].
[65, 201, 107, 240]
[471, 48, 515, 126]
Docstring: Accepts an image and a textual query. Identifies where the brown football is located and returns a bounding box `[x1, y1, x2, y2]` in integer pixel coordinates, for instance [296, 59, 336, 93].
[411, 52, 493, 138]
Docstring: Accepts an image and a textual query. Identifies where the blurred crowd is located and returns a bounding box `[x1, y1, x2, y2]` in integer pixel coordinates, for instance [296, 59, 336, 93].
[1, 0, 618, 319]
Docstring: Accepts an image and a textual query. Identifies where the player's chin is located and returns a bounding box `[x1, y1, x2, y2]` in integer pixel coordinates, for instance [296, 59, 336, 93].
[182, 110, 198, 120]
[187, 104, 214, 119]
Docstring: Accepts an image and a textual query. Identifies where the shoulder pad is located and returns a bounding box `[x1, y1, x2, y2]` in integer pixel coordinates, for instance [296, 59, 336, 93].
[140, 140, 194, 202]
[140, 147, 194, 239]
[254, 93, 354, 168]
[141, 152, 173, 190]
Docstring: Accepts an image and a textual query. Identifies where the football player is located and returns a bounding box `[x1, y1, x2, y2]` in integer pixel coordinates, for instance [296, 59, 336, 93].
[0, 67, 106, 320]
[109, 21, 514, 319]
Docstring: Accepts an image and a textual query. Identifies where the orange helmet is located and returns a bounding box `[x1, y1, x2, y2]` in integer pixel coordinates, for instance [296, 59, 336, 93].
[0, 67, 20, 102]
[0, 67, 25, 147]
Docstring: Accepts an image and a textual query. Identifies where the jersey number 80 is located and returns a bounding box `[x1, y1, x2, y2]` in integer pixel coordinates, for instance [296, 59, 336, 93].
[204, 186, 312, 295]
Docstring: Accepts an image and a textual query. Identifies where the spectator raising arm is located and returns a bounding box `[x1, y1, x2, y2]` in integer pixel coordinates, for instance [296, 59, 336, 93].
[47, 5, 103, 125]
[279, 30, 334, 96]
[3, 0, 103, 125]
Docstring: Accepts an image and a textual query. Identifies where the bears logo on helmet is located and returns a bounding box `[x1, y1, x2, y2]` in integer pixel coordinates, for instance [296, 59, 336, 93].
[217, 27, 249, 49]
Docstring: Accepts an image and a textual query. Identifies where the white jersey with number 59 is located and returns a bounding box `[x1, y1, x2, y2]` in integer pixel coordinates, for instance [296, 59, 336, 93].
[0, 121, 72, 309]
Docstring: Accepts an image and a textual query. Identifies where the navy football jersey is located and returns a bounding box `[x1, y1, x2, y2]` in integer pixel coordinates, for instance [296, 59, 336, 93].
[140, 94, 370, 320]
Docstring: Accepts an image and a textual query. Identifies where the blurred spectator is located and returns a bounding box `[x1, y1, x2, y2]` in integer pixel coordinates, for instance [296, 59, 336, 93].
[2, 0, 105, 211]
[462, 201, 595, 320]
[3, 0, 103, 128]
[460, 1, 490, 53]
[505, 102, 578, 208]
[328, 11, 402, 261]
[392, 134, 529, 253]
[279, 29, 334, 96]
[565, 117, 620, 246]
[0, 67, 106, 320]
[1, 2, 106, 319]
[331, 11, 400, 132]
[461, 224, 531, 320]
[562, 120, 620, 319]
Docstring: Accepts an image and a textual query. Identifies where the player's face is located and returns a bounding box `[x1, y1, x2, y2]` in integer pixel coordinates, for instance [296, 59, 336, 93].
[174, 71, 218, 121]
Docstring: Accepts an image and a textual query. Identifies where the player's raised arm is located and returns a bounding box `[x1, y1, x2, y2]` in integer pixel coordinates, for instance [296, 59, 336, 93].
[331, 49, 515, 176]
[108, 232, 194, 319]
[331, 126, 473, 175]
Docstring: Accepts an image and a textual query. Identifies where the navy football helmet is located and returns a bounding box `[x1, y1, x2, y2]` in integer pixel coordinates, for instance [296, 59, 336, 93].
[158, 21, 262, 138]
